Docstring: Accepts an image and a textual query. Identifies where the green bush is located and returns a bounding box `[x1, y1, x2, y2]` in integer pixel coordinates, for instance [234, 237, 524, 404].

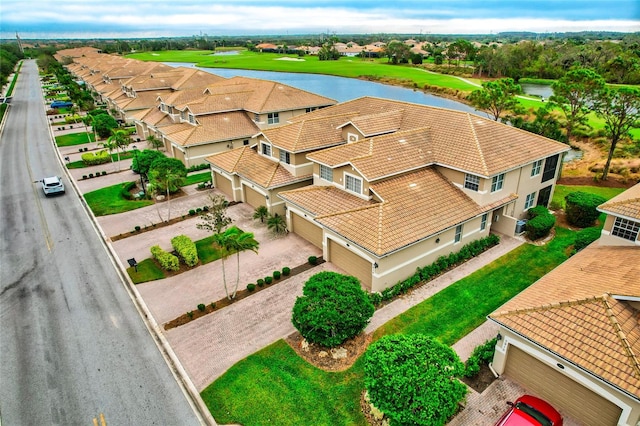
[197, 303, 206, 312]
[150, 245, 179, 271]
[265, 276, 273, 284]
[574, 227, 601, 252]
[527, 205, 549, 219]
[210, 302, 216, 309]
[134, 225, 141, 232]
[292, 271, 374, 347]
[526, 211, 556, 240]
[308, 255, 318, 265]
[81, 150, 110, 166]
[565, 191, 607, 228]
[119, 181, 136, 200]
[186, 311, 193, 319]
[247, 283, 256, 292]
[282, 266, 291, 276]
[257, 278, 265, 286]
[171, 235, 199, 267]
[464, 338, 498, 378]
[189, 209, 196, 216]
[273, 270, 281, 279]
[364, 334, 467, 426]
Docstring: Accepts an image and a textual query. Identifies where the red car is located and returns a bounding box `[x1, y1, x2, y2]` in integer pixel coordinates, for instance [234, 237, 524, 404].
[495, 395, 563, 426]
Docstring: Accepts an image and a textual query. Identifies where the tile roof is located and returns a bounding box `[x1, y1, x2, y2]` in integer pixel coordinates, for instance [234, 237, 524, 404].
[278, 185, 376, 216]
[311, 168, 494, 256]
[339, 109, 404, 137]
[490, 244, 640, 398]
[598, 183, 640, 221]
[287, 97, 569, 176]
[262, 113, 355, 153]
[163, 111, 258, 146]
[206, 147, 311, 189]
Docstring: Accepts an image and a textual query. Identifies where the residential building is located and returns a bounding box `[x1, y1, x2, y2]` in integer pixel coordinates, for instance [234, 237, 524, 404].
[598, 183, 640, 246]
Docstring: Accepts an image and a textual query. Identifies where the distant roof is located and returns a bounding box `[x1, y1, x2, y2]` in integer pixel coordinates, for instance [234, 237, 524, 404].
[598, 183, 640, 221]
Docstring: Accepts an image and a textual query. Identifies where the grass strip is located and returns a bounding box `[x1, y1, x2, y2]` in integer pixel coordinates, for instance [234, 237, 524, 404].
[55, 132, 95, 146]
[84, 182, 153, 216]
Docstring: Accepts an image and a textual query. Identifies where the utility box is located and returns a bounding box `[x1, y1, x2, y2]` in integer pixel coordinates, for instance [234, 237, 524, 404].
[515, 219, 527, 235]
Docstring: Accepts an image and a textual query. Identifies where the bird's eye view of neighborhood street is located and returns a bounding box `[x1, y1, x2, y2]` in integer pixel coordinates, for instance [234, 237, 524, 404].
[1, 1, 639, 425]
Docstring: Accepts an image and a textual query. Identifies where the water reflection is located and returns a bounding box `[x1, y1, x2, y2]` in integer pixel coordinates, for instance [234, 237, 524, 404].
[164, 62, 485, 117]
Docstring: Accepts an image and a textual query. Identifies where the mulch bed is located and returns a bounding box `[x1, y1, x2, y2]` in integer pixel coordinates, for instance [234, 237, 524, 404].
[557, 176, 637, 188]
[163, 258, 325, 330]
[285, 331, 371, 372]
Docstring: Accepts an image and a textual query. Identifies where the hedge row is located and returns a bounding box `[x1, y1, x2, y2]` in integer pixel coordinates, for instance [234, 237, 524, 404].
[526, 206, 556, 240]
[150, 245, 179, 271]
[171, 235, 199, 267]
[120, 181, 137, 200]
[81, 150, 110, 166]
[565, 191, 607, 228]
[369, 234, 500, 306]
[573, 227, 601, 252]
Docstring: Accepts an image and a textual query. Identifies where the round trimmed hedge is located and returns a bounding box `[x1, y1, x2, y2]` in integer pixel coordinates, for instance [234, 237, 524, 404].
[565, 191, 607, 228]
[291, 271, 374, 347]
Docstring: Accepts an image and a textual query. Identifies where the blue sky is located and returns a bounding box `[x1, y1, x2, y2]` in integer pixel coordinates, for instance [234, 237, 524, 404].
[2, 0, 638, 39]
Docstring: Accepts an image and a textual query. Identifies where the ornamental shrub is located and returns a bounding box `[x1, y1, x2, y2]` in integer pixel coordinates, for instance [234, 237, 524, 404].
[197, 303, 206, 312]
[292, 271, 374, 347]
[81, 150, 110, 166]
[257, 278, 265, 286]
[527, 205, 549, 219]
[308, 255, 318, 265]
[464, 338, 497, 378]
[282, 266, 291, 276]
[171, 235, 199, 267]
[150, 245, 179, 271]
[247, 283, 256, 292]
[526, 211, 556, 240]
[364, 334, 467, 426]
[273, 270, 281, 279]
[188, 209, 196, 216]
[265, 276, 273, 285]
[574, 227, 601, 252]
[120, 181, 136, 200]
[565, 191, 607, 228]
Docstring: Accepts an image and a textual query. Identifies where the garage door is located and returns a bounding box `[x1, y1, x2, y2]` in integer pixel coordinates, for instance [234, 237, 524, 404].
[504, 345, 622, 426]
[244, 185, 265, 209]
[214, 172, 233, 199]
[328, 239, 372, 290]
[291, 213, 323, 249]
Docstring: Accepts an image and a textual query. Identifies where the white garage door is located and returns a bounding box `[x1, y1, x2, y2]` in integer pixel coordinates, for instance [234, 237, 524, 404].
[504, 345, 622, 426]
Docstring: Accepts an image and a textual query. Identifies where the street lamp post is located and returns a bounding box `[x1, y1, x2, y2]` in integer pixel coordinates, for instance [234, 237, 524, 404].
[132, 146, 146, 196]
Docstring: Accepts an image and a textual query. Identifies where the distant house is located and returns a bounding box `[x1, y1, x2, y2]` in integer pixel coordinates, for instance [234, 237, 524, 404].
[489, 183, 640, 426]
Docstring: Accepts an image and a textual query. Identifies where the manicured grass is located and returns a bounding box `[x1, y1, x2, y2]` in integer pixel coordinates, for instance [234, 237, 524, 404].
[552, 185, 624, 209]
[201, 227, 577, 425]
[66, 151, 135, 169]
[55, 132, 95, 146]
[128, 258, 166, 284]
[127, 50, 479, 92]
[195, 234, 226, 264]
[84, 182, 153, 216]
[183, 171, 211, 186]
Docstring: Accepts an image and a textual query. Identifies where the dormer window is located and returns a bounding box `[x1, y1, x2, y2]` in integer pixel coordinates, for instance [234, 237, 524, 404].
[464, 174, 480, 191]
[320, 165, 333, 182]
[279, 150, 291, 164]
[180, 110, 186, 121]
[160, 103, 167, 112]
[345, 174, 362, 194]
[188, 114, 196, 124]
[268, 112, 279, 125]
[261, 143, 272, 157]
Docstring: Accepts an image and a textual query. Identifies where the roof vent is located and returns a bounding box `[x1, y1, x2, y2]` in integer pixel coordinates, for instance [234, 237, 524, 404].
[409, 183, 417, 188]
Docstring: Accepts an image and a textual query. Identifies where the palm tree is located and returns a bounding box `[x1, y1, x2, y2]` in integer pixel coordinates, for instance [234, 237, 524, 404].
[99, 138, 118, 171]
[252, 205, 269, 223]
[147, 166, 185, 222]
[147, 134, 163, 151]
[107, 129, 131, 171]
[212, 228, 236, 300]
[267, 213, 288, 235]
[227, 228, 260, 298]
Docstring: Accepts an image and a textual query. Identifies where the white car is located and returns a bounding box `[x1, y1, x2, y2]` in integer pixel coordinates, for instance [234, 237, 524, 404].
[42, 176, 65, 196]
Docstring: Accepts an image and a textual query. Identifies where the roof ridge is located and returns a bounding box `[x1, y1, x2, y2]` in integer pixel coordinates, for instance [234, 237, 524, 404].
[493, 295, 604, 317]
[601, 197, 640, 207]
[315, 201, 381, 220]
[602, 294, 640, 380]
[467, 113, 489, 175]
[230, 146, 248, 171]
[265, 160, 280, 186]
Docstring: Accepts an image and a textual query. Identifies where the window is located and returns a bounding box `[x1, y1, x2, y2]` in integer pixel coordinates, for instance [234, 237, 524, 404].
[537, 186, 552, 207]
[531, 159, 542, 177]
[243, 139, 249, 146]
[188, 114, 196, 124]
[268, 112, 280, 124]
[345, 174, 362, 194]
[455, 224, 463, 243]
[524, 192, 536, 210]
[491, 173, 504, 192]
[160, 103, 166, 112]
[480, 214, 488, 231]
[261, 143, 271, 157]
[180, 110, 186, 120]
[279, 150, 290, 164]
[541, 154, 559, 182]
[320, 165, 333, 182]
[464, 174, 480, 191]
[612, 217, 640, 242]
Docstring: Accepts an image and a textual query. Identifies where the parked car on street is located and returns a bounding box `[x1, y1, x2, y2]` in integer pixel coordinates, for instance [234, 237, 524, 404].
[495, 395, 563, 426]
[41, 176, 65, 196]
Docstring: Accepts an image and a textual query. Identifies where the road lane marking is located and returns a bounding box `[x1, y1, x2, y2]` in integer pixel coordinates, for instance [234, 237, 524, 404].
[92, 413, 106, 426]
[24, 133, 53, 251]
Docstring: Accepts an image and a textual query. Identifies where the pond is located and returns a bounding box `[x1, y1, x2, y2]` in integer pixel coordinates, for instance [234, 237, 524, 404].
[163, 62, 485, 117]
[520, 83, 553, 100]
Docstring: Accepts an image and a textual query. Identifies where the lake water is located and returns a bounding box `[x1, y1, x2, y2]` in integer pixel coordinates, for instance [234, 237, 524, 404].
[520, 83, 553, 99]
[163, 62, 484, 117]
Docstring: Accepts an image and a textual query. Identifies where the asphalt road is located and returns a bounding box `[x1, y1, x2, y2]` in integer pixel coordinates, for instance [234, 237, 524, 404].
[0, 60, 203, 425]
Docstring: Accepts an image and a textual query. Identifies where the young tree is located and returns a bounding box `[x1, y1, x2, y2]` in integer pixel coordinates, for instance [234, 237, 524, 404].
[267, 213, 287, 235]
[364, 334, 467, 426]
[593, 87, 640, 180]
[549, 68, 606, 141]
[468, 78, 523, 121]
[146, 134, 164, 150]
[147, 157, 186, 222]
[252, 205, 269, 223]
[226, 228, 259, 298]
[211, 227, 235, 300]
[197, 194, 232, 235]
[92, 113, 119, 139]
[292, 271, 374, 347]
[106, 129, 131, 170]
[131, 149, 166, 176]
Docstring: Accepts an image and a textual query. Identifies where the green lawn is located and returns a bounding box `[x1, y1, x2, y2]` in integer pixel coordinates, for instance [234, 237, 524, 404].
[128, 258, 166, 284]
[84, 182, 153, 216]
[66, 151, 135, 169]
[201, 227, 577, 425]
[183, 171, 211, 186]
[55, 132, 95, 147]
[552, 184, 625, 209]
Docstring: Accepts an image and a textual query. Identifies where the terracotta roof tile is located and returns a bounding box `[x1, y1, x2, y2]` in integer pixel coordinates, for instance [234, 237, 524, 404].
[278, 185, 376, 216]
[207, 147, 310, 189]
[163, 111, 258, 146]
[263, 113, 353, 153]
[598, 183, 640, 220]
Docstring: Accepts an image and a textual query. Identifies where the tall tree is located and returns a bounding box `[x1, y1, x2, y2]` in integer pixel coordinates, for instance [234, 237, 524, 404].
[593, 87, 640, 180]
[468, 78, 523, 121]
[146, 134, 164, 151]
[549, 68, 606, 140]
[106, 129, 131, 171]
[197, 194, 233, 235]
[147, 157, 186, 222]
[227, 228, 259, 299]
